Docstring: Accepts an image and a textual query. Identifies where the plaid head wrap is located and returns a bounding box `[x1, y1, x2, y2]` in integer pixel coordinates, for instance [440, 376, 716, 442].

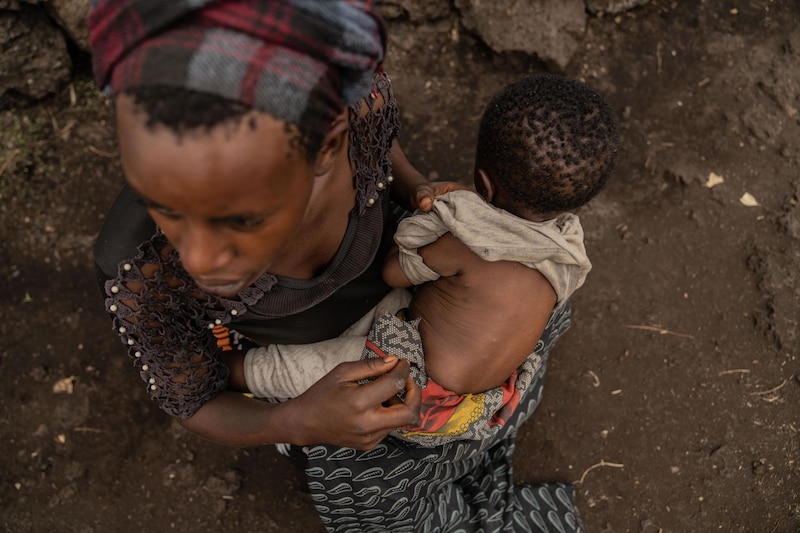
[87, 0, 385, 140]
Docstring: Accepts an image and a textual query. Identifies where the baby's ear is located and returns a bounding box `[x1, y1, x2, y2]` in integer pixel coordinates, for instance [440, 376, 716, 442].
[315, 110, 349, 176]
[476, 169, 495, 202]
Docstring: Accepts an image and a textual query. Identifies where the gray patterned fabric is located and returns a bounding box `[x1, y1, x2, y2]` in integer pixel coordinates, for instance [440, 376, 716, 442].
[363, 313, 428, 388]
[302, 302, 584, 532]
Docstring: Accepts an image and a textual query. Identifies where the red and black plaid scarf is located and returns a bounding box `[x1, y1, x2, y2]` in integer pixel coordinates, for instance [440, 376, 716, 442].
[88, 0, 385, 130]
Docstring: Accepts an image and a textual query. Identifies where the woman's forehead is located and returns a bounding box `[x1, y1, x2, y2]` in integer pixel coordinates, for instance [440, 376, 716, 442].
[115, 95, 314, 215]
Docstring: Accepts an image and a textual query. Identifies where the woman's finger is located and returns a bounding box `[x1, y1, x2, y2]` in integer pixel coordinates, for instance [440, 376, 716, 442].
[332, 355, 399, 383]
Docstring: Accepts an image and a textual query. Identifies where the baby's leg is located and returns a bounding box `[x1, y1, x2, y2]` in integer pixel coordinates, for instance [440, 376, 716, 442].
[244, 336, 366, 399]
[244, 288, 412, 400]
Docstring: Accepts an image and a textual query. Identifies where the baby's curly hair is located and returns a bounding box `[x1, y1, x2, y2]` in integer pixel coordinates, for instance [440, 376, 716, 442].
[476, 74, 618, 214]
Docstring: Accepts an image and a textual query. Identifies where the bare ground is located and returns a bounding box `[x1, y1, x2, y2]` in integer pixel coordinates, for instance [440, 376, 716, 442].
[1, 1, 799, 531]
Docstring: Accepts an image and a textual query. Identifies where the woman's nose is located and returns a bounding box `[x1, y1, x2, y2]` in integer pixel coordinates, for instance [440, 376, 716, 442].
[177, 224, 234, 278]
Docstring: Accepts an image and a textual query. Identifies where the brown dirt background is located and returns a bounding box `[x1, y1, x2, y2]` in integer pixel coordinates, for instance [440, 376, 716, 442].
[1, 1, 799, 531]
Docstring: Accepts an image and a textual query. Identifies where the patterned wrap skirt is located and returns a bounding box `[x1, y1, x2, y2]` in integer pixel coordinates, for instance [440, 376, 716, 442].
[302, 302, 584, 533]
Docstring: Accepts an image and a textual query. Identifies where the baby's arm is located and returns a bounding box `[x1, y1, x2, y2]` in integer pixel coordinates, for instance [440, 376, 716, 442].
[382, 245, 413, 289]
[222, 339, 362, 399]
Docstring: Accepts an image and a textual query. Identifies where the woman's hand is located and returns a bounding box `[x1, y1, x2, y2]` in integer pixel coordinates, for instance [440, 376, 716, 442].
[413, 181, 473, 212]
[286, 356, 422, 450]
[389, 139, 473, 212]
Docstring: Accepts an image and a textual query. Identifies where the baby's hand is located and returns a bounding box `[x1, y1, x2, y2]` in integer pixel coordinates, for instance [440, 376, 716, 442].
[414, 181, 473, 212]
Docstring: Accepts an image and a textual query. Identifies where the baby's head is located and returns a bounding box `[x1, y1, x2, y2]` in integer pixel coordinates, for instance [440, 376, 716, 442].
[474, 74, 618, 220]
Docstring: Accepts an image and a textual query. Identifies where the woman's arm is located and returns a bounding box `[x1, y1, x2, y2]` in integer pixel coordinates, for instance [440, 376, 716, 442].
[105, 240, 420, 450]
[389, 140, 430, 212]
[390, 140, 474, 212]
[179, 356, 421, 450]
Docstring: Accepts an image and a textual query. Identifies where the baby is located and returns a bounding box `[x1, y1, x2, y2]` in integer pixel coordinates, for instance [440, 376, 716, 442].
[243, 74, 618, 445]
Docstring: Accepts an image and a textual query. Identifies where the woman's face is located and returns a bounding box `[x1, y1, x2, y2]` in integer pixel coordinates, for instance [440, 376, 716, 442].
[115, 94, 317, 298]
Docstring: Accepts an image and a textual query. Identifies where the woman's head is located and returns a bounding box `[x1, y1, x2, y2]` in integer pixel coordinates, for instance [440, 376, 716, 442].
[88, 1, 385, 294]
[115, 93, 343, 296]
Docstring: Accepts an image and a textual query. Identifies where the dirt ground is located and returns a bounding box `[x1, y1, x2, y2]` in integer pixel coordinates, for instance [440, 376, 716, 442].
[2, 1, 799, 532]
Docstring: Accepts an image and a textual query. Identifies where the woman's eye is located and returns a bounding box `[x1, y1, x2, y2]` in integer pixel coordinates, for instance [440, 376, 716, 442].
[225, 216, 264, 230]
[153, 206, 181, 218]
[136, 197, 181, 219]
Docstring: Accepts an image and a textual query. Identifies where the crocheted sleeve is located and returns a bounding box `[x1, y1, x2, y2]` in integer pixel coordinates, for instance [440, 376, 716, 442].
[103, 232, 229, 419]
[350, 71, 399, 214]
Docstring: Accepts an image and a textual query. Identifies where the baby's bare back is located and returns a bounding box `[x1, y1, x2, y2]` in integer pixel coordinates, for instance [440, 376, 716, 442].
[407, 233, 557, 395]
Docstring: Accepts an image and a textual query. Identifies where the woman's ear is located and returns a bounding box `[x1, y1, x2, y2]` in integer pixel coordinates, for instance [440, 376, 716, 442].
[476, 169, 495, 203]
[314, 109, 350, 176]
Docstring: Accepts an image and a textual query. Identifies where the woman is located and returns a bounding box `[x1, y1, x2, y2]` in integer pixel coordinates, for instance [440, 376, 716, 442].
[89, 1, 583, 531]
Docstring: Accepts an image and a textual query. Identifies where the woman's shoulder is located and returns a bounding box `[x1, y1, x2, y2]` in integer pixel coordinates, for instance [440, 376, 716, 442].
[351, 71, 396, 115]
[94, 184, 158, 287]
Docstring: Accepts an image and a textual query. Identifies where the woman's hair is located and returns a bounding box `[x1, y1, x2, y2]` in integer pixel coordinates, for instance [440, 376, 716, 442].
[122, 85, 251, 131]
[475, 74, 619, 214]
[120, 85, 319, 156]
